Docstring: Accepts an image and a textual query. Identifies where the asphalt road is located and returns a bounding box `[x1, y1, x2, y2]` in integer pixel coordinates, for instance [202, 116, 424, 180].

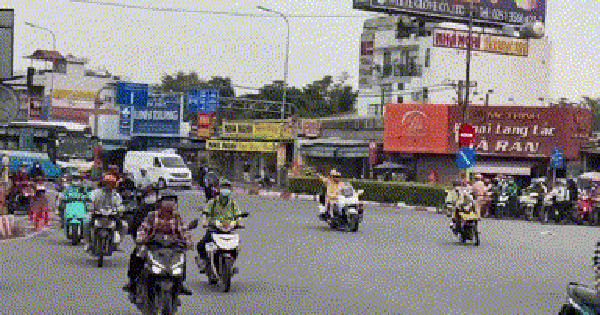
[0, 190, 597, 314]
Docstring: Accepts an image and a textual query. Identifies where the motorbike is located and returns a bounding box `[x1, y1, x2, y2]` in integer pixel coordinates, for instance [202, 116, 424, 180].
[7, 181, 35, 215]
[559, 282, 600, 314]
[196, 212, 249, 292]
[89, 207, 125, 267]
[63, 187, 89, 245]
[541, 195, 562, 225]
[495, 192, 510, 219]
[574, 191, 593, 226]
[521, 191, 541, 221]
[324, 186, 365, 232]
[129, 220, 199, 315]
[451, 203, 480, 246]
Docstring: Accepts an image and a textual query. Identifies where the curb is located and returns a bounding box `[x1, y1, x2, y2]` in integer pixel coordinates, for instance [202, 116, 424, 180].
[254, 190, 440, 213]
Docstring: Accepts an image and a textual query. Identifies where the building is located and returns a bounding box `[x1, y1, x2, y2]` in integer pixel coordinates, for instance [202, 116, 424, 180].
[384, 103, 592, 185]
[295, 115, 383, 179]
[207, 119, 295, 182]
[6, 50, 120, 122]
[356, 16, 553, 116]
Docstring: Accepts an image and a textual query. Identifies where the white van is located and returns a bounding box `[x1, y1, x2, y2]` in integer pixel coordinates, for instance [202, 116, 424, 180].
[123, 151, 192, 189]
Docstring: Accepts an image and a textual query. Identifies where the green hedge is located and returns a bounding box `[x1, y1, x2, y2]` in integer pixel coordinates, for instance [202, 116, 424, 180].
[288, 176, 448, 208]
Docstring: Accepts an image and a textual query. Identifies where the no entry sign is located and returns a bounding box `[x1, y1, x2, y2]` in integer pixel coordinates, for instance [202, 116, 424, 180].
[459, 124, 476, 146]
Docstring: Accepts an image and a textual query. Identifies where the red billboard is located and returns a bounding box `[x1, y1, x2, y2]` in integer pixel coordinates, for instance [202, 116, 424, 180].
[384, 104, 450, 154]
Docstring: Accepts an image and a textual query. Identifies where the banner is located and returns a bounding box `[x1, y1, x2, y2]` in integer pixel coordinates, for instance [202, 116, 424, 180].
[196, 113, 214, 139]
[207, 140, 278, 152]
[132, 94, 181, 136]
[221, 121, 295, 140]
[433, 28, 529, 57]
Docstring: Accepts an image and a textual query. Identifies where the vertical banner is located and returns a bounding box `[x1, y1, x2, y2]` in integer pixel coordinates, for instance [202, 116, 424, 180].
[197, 112, 214, 139]
[277, 144, 286, 168]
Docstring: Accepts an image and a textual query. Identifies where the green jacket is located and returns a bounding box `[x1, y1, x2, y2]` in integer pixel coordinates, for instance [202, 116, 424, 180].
[203, 196, 241, 225]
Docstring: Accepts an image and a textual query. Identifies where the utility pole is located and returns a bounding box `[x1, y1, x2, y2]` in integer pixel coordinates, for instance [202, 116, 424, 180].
[462, 1, 474, 124]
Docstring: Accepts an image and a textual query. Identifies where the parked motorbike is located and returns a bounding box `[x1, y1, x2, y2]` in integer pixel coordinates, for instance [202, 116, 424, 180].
[559, 282, 600, 314]
[495, 192, 510, 219]
[129, 220, 198, 315]
[7, 181, 35, 215]
[541, 195, 562, 225]
[196, 213, 249, 292]
[451, 203, 480, 246]
[521, 191, 541, 221]
[89, 207, 125, 267]
[324, 186, 364, 232]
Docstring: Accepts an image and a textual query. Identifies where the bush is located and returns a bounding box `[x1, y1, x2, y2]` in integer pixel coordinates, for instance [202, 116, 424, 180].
[288, 176, 448, 208]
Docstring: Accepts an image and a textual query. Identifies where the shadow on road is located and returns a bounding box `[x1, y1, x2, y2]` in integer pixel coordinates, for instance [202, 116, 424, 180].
[43, 237, 77, 248]
[438, 239, 481, 247]
[304, 225, 332, 233]
[188, 279, 310, 296]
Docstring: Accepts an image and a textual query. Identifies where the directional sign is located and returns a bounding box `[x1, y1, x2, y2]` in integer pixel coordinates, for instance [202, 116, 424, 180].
[457, 147, 476, 169]
[551, 147, 564, 169]
[188, 89, 219, 112]
[116, 82, 149, 109]
[119, 105, 133, 135]
[132, 94, 181, 136]
[459, 124, 476, 146]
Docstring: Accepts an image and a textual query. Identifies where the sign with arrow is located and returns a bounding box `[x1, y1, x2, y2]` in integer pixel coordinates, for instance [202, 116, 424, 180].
[551, 147, 564, 169]
[456, 147, 476, 169]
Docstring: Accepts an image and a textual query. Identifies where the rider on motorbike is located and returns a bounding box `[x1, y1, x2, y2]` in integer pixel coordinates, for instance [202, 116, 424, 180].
[84, 175, 126, 252]
[123, 189, 193, 295]
[550, 179, 571, 223]
[197, 181, 244, 273]
[317, 169, 344, 220]
[451, 181, 475, 231]
[29, 161, 44, 182]
[118, 172, 136, 195]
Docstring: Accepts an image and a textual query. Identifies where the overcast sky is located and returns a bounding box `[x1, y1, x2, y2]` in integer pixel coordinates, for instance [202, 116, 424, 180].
[5, 0, 599, 100]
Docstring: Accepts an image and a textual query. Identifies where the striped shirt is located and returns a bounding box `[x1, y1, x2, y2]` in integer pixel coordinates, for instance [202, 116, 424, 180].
[136, 211, 191, 246]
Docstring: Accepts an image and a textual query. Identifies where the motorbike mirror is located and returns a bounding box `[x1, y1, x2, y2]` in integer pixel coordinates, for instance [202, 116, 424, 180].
[238, 212, 249, 218]
[187, 219, 199, 230]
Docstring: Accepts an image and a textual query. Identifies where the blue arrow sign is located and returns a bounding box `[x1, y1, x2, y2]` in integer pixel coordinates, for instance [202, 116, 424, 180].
[119, 105, 133, 135]
[117, 82, 148, 135]
[457, 147, 476, 169]
[551, 147, 564, 169]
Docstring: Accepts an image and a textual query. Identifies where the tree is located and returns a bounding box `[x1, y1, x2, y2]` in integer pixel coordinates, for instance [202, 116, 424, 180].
[583, 97, 600, 132]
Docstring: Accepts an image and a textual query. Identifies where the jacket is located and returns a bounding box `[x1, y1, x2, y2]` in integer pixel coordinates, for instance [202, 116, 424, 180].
[136, 211, 191, 246]
[89, 189, 124, 212]
[203, 196, 241, 225]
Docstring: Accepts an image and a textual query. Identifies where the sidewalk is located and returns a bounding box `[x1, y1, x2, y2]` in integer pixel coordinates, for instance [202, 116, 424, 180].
[0, 213, 59, 242]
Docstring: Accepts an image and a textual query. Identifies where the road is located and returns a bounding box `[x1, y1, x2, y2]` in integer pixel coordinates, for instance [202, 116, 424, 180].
[0, 190, 596, 314]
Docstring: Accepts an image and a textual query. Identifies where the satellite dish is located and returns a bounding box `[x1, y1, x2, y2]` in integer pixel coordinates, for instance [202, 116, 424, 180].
[0, 84, 22, 122]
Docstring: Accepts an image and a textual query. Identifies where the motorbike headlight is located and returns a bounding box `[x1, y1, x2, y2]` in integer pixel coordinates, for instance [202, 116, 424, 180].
[151, 265, 163, 274]
[148, 252, 165, 270]
[173, 255, 185, 268]
[172, 267, 183, 275]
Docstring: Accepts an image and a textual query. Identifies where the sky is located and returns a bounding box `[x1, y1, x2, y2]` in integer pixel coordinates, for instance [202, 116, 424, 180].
[4, 0, 600, 100]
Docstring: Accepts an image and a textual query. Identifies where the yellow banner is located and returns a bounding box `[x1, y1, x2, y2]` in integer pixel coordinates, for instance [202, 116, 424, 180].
[221, 121, 295, 140]
[53, 89, 98, 100]
[207, 140, 278, 152]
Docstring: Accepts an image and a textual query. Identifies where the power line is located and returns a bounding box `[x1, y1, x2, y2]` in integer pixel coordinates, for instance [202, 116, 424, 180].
[69, 0, 373, 18]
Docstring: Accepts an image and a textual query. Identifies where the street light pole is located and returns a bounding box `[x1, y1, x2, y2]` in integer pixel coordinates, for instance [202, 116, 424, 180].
[257, 5, 291, 189]
[24, 22, 56, 106]
[462, 1, 474, 124]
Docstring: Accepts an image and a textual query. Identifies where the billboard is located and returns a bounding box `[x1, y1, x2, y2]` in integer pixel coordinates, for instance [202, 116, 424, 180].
[206, 140, 278, 152]
[196, 113, 214, 139]
[132, 94, 181, 136]
[354, 0, 546, 27]
[433, 28, 529, 56]
[0, 9, 14, 80]
[220, 121, 295, 140]
[384, 104, 450, 153]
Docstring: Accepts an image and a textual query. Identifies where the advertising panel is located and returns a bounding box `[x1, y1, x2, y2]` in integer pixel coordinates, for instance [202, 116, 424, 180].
[132, 94, 181, 136]
[447, 105, 592, 159]
[299, 120, 322, 138]
[433, 28, 529, 57]
[0, 9, 13, 80]
[206, 140, 278, 152]
[53, 89, 97, 100]
[357, 0, 546, 27]
[221, 121, 294, 140]
[196, 113, 214, 139]
[384, 104, 450, 153]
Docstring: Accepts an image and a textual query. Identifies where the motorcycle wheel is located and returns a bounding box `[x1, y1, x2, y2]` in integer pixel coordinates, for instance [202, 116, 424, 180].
[348, 214, 359, 232]
[219, 256, 233, 292]
[472, 224, 480, 246]
[97, 255, 104, 268]
[558, 304, 578, 315]
[459, 226, 467, 243]
[541, 209, 549, 225]
[156, 287, 174, 315]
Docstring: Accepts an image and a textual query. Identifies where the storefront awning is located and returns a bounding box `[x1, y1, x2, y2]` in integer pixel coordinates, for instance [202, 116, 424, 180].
[336, 147, 369, 158]
[302, 146, 337, 157]
[470, 161, 536, 176]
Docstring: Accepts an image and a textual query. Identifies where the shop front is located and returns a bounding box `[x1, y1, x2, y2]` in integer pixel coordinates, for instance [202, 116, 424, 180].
[384, 104, 592, 184]
[207, 139, 280, 182]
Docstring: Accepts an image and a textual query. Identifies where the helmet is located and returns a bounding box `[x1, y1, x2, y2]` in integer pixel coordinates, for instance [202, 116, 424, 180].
[35, 185, 46, 192]
[158, 189, 178, 203]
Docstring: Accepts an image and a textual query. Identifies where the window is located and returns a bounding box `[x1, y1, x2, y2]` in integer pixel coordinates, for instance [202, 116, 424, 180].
[397, 96, 404, 103]
[160, 157, 187, 168]
[154, 157, 161, 167]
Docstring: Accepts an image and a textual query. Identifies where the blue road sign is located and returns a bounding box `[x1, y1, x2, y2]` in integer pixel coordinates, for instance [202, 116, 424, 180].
[117, 82, 148, 135]
[457, 147, 476, 169]
[188, 89, 219, 112]
[119, 105, 133, 135]
[551, 147, 564, 169]
[132, 94, 181, 136]
[116, 82, 149, 109]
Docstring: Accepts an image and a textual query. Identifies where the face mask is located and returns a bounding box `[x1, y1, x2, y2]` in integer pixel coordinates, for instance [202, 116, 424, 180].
[220, 189, 231, 197]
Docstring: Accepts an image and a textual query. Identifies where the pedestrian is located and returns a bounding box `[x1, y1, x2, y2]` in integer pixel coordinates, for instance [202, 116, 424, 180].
[29, 185, 50, 230]
[472, 174, 487, 216]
